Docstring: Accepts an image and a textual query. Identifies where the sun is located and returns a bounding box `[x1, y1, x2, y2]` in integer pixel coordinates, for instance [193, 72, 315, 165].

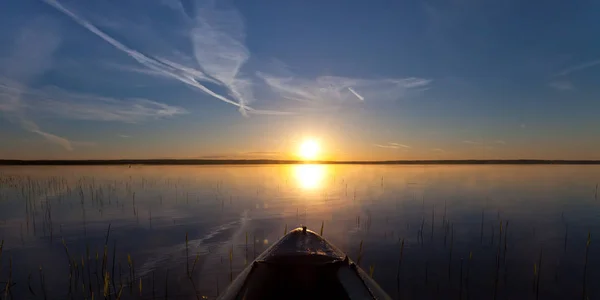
[298, 139, 320, 160]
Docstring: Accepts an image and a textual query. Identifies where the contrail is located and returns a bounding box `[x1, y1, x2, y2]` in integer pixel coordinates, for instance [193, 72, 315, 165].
[348, 87, 364, 101]
[41, 0, 243, 109]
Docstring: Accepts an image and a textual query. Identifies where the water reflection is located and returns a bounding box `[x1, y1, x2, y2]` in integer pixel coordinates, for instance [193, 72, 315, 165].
[1, 165, 600, 299]
[292, 164, 327, 190]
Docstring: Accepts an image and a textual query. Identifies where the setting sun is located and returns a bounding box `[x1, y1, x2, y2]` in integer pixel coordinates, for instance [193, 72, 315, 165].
[298, 139, 320, 160]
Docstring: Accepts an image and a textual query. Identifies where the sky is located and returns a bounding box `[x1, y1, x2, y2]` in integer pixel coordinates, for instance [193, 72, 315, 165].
[1, 0, 600, 160]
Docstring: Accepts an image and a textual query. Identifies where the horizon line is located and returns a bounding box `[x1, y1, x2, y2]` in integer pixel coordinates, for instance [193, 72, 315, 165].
[2, 159, 600, 165]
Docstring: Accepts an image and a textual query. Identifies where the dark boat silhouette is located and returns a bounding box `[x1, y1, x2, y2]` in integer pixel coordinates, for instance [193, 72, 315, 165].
[218, 226, 391, 300]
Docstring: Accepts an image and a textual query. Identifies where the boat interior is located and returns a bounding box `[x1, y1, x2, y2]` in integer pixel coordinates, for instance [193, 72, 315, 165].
[238, 258, 352, 300]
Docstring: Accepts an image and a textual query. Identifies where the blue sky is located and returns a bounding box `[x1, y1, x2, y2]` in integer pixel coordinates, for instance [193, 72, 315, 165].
[1, 0, 600, 160]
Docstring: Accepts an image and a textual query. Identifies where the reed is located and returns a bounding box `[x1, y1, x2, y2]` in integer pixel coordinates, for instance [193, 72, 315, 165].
[357, 240, 364, 266]
[186, 232, 189, 277]
[459, 258, 463, 300]
[466, 251, 472, 300]
[190, 252, 201, 277]
[396, 238, 405, 299]
[480, 209, 484, 244]
[582, 231, 591, 300]
[111, 241, 117, 295]
[229, 245, 233, 283]
[535, 248, 542, 300]
[39, 265, 47, 300]
[564, 223, 569, 253]
[320, 221, 324, 236]
[103, 272, 110, 298]
[0, 239, 3, 271]
[28, 272, 36, 297]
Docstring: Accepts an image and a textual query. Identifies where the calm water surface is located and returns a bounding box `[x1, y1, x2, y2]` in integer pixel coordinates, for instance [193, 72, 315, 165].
[0, 165, 599, 299]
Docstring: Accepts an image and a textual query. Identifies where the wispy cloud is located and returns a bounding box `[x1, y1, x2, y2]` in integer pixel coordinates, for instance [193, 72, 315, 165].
[20, 119, 73, 151]
[389, 142, 410, 148]
[118, 134, 130, 138]
[463, 140, 507, 146]
[555, 59, 600, 77]
[42, 0, 287, 116]
[374, 142, 410, 149]
[431, 148, 445, 152]
[0, 78, 187, 123]
[0, 15, 78, 150]
[548, 80, 574, 91]
[257, 72, 431, 107]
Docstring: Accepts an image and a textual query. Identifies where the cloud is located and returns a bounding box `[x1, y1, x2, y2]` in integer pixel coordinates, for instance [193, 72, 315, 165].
[20, 119, 73, 151]
[555, 59, 600, 76]
[374, 142, 410, 149]
[0, 78, 187, 123]
[462, 140, 481, 145]
[0, 15, 78, 150]
[548, 80, 574, 91]
[257, 72, 431, 106]
[118, 134, 130, 138]
[389, 142, 410, 148]
[494, 140, 506, 145]
[41, 0, 289, 116]
[1, 17, 61, 81]
[431, 148, 445, 152]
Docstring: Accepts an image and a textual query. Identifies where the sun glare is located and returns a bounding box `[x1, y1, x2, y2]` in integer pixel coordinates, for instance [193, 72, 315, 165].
[299, 139, 320, 160]
[293, 164, 327, 189]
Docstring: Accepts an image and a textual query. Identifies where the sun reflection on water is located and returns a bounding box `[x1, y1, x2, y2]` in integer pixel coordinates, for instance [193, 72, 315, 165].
[292, 164, 327, 190]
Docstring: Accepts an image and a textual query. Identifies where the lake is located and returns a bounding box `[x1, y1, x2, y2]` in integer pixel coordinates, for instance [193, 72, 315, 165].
[0, 165, 598, 299]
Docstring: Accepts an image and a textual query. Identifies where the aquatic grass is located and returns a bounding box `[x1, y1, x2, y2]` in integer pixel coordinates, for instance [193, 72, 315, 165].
[190, 252, 201, 278]
[459, 258, 463, 300]
[0, 239, 3, 271]
[582, 231, 591, 300]
[111, 241, 117, 295]
[186, 232, 189, 277]
[466, 251, 472, 300]
[101, 224, 111, 282]
[396, 238, 405, 298]
[39, 265, 47, 300]
[480, 209, 484, 244]
[229, 245, 234, 283]
[535, 248, 542, 300]
[27, 272, 36, 297]
[103, 272, 110, 298]
[356, 240, 364, 266]
[564, 223, 569, 253]
[320, 221, 324, 236]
